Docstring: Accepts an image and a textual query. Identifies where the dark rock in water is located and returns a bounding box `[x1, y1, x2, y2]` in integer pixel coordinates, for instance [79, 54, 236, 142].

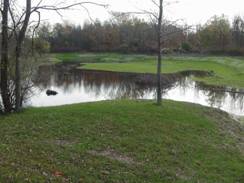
[46, 90, 58, 96]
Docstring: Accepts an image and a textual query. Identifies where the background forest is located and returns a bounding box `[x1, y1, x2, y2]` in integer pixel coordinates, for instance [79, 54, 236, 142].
[36, 14, 244, 55]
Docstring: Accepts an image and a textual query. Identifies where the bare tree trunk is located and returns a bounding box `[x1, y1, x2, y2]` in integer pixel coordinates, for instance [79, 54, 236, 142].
[15, 46, 21, 111]
[156, 0, 163, 105]
[1, 0, 12, 113]
[15, 0, 31, 111]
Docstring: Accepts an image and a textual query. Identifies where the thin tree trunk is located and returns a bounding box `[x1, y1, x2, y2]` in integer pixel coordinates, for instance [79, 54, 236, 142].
[156, 43, 162, 105]
[15, 0, 31, 111]
[15, 46, 21, 111]
[156, 0, 163, 105]
[1, 0, 12, 113]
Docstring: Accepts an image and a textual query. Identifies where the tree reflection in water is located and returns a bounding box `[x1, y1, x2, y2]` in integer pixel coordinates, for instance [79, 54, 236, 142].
[27, 65, 244, 116]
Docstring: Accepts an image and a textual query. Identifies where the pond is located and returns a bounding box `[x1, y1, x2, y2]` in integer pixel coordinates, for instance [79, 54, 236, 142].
[25, 64, 244, 116]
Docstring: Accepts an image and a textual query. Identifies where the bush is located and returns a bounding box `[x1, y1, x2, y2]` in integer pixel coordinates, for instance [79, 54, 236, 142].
[34, 38, 50, 54]
[181, 42, 192, 52]
[161, 48, 172, 54]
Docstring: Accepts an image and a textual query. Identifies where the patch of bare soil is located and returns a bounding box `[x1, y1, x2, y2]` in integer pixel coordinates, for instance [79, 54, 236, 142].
[88, 149, 137, 165]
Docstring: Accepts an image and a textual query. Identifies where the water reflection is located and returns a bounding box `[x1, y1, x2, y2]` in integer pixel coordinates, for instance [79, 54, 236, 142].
[25, 65, 244, 116]
[164, 78, 244, 116]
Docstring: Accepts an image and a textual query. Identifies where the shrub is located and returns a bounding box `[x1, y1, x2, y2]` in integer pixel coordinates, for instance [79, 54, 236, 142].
[181, 42, 192, 52]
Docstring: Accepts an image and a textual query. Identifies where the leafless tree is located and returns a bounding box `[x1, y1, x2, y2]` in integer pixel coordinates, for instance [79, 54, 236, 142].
[0, 0, 107, 113]
[155, 0, 163, 105]
[148, 0, 184, 105]
[114, 0, 167, 105]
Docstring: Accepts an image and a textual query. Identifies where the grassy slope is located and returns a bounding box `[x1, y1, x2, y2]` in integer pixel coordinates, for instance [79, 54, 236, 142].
[53, 53, 244, 88]
[0, 100, 243, 182]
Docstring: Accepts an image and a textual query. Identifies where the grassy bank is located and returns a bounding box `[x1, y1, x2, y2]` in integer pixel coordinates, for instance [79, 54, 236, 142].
[0, 100, 243, 182]
[54, 52, 154, 63]
[53, 53, 244, 88]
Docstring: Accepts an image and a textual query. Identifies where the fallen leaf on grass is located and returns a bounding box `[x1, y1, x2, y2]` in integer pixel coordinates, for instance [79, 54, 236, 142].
[53, 171, 64, 177]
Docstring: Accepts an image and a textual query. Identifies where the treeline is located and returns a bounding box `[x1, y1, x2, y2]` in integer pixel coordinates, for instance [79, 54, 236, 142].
[191, 15, 244, 55]
[37, 14, 244, 55]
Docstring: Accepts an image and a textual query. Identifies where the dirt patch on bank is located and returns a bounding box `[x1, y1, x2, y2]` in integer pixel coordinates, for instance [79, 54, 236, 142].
[88, 149, 137, 165]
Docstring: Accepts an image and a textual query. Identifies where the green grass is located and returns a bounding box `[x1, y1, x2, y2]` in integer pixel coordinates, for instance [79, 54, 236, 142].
[52, 53, 244, 88]
[0, 100, 243, 182]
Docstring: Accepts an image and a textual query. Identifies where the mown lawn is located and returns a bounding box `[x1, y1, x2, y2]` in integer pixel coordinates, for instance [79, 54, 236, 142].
[0, 100, 243, 182]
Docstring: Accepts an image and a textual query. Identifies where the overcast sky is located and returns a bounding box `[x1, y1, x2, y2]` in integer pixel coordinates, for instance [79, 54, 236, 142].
[30, 0, 244, 25]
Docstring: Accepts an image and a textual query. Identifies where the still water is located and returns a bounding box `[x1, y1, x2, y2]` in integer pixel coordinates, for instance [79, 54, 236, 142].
[26, 65, 244, 116]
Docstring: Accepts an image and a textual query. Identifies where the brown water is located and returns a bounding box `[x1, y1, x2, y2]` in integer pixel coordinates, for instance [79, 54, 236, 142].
[25, 64, 244, 116]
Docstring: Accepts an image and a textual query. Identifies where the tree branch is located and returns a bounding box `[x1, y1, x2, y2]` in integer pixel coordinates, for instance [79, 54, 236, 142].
[32, 1, 108, 12]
